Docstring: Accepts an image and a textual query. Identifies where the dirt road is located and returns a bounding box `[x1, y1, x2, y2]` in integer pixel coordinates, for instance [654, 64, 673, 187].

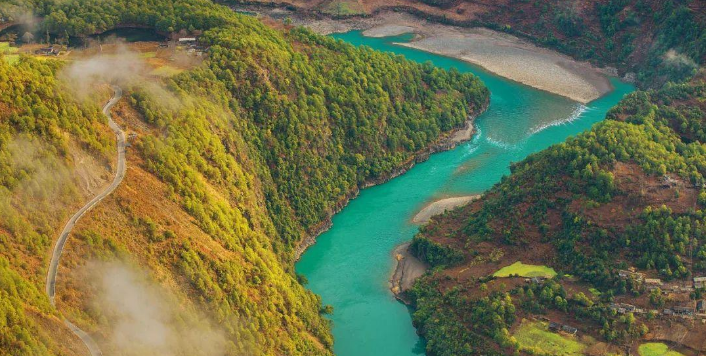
[45, 86, 125, 356]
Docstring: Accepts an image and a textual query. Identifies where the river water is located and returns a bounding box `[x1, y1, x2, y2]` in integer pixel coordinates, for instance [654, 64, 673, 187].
[296, 31, 634, 356]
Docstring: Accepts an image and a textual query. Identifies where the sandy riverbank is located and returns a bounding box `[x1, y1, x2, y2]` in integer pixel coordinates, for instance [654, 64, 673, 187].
[390, 195, 480, 301]
[362, 24, 415, 37]
[395, 26, 613, 104]
[236, 8, 617, 103]
[412, 195, 480, 224]
[389, 242, 428, 302]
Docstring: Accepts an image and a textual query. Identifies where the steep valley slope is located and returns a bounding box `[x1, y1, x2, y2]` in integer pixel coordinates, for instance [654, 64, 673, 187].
[410, 75, 706, 355]
[225, 0, 706, 354]
[0, 0, 488, 355]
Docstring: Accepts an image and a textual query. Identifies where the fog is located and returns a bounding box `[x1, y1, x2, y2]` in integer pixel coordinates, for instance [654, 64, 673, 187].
[0, 3, 39, 31]
[60, 44, 147, 101]
[59, 43, 181, 111]
[88, 261, 232, 356]
[0, 137, 76, 227]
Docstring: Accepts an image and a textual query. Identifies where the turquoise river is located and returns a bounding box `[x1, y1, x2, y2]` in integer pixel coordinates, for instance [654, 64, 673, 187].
[296, 31, 635, 356]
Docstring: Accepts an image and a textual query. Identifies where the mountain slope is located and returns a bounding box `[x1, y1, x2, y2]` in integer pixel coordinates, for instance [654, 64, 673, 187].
[0, 0, 488, 355]
[228, 0, 705, 88]
[410, 76, 706, 355]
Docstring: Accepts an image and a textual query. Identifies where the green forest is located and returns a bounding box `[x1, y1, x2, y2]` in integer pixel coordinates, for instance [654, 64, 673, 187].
[0, 0, 488, 354]
[411, 73, 706, 354]
[403, 5, 706, 352]
[478, 0, 706, 88]
[2, 0, 705, 355]
[405, 6, 706, 353]
[0, 54, 113, 356]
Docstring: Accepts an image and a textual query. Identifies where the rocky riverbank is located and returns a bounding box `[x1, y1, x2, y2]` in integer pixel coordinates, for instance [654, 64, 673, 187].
[389, 242, 428, 303]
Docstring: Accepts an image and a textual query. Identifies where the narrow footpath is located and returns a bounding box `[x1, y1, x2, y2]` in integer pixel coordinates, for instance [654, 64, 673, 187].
[45, 86, 125, 356]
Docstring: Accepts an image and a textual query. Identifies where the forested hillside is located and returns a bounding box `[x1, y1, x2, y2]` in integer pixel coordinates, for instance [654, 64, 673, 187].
[0, 0, 488, 354]
[471, 0, 706, 88]
[0, 53, 115, 356]
[410, 75, 706, 355]
[228, 0, 705, 88]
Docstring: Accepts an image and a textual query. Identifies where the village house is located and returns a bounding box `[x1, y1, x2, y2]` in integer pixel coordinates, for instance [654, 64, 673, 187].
[645, 278, 662, 286]
[531, 277, 547, 284]
[561, 325, 578, 336]
[694, 277, 706, 289]
[697, 300, 705, 313]
[548, 321, 577, 336]
[35, 46, 58, 56]
[661, 175, 678, 188]
[663, 283, 686, 293]
[680, 286, 694, 293]
[673, 306, 695, 317]
[173, 36, 208, 56]
[610, 303, 645, 314]
[618, 269, 645, 282]
[525, 277, 547, 284]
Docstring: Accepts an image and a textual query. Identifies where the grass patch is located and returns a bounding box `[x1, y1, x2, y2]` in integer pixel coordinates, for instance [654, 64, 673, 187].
[3, 54, 19, 64]
[589, 287, 602, 297]
[0, 42, 18, 54]
[320, 0, 365, 15]
[1, 42, 19, 63]
[150, 65, 183, 77]
[514, 320, 585, 356]
[638, 343, 684, 356]
[493, 261, 557, 278]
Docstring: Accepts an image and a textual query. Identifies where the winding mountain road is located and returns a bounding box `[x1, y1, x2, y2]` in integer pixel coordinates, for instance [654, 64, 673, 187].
[46, 86, 126, 356]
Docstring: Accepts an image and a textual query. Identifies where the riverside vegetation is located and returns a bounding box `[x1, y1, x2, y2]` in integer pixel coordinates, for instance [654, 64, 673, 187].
[409, 54, 706, 356]
[255, 1, 706, 355]
[0, 0, 488, 355]
[406, 6, 706, 349]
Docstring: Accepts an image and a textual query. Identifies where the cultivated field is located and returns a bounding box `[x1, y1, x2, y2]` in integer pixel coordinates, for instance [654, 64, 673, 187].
[638, 343, 684, 356]
[513, 320, 586, 356]
[493, 261, 557, 278]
